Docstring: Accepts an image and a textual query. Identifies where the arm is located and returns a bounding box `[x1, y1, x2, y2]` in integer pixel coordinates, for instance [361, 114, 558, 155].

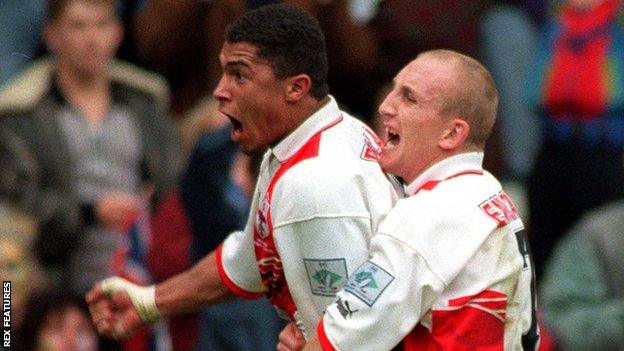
[156, 250, 234, 315]
[87, 180, 266, 339]
[315, 196, 501, 351]
[317, 232, 445, 351]
[86, 250, 235, 339]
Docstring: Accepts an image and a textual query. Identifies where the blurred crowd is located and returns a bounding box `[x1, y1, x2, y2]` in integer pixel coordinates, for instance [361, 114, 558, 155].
[1, 0, 623, 350]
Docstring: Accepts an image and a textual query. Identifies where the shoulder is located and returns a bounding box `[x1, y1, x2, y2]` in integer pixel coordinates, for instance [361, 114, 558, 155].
[109, 60, 169, 105]
[0, 58, 54, 114]
[277, 155, 363, 199]
[416, 172, 499, 210]
[381, 174, 501, 241]
[270, 151, 381, 220]
[571, 200, 624, 240]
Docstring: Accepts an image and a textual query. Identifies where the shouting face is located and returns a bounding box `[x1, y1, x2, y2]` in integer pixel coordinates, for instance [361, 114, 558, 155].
[377, 57, 456, 183]
[213, 41, 296, 154]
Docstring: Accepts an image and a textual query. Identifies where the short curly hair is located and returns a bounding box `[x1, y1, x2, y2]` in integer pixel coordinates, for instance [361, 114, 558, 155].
[226, 4, 329, 100]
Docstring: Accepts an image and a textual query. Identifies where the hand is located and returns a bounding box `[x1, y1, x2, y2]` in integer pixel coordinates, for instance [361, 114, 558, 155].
[277, 322, 307, 351]
[85, 277, 161, 339]
[95, 193, 140, 230]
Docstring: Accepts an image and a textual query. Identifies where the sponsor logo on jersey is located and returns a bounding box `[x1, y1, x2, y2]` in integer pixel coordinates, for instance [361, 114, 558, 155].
[479, 191, 519, 227]
[304, 258, 348, 297]
[336, 297, 359, 319]
[345, 261, 394, 306]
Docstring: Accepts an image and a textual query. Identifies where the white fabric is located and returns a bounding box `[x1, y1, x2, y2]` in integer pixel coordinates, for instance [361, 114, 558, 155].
[100, 276, 162, 325]
[219, 96, 398, 336]
[322, 152, 538, 350]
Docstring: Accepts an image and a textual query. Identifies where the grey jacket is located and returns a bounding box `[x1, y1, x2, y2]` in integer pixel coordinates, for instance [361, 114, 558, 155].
[540, 200, 624, 351]
[0, 58, 181, 271]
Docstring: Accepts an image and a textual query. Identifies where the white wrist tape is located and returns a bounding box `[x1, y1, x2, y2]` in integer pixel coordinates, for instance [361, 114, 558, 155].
[100, 276, 163, 324]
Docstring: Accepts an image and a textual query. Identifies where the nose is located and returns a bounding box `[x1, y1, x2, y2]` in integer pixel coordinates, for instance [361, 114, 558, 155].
[377, 92, 396, 121]
[213, 75, 231, 102]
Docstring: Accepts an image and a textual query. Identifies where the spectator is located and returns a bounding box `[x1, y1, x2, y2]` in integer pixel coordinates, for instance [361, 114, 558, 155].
[0, 0, 180, 298]
[540, 199, 624, 350]
[0, 201, 46, 329]
[15, 290, 99, 351]
[526, 0, 624, 280]
[480, 0, 541, 181]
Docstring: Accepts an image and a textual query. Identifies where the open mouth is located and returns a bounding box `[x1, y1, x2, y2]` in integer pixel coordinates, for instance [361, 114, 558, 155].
[225, 114, 244, 142]
[386, 127, 400, 147]
[227, 115, 243, 132]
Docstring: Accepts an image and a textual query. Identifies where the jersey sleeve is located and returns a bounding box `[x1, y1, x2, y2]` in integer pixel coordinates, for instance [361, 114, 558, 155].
[217, 225, 265, 299]
[318, 231, 445, 351]
[273, 215, 374, 338]
[317, 195, 498, 350]
[269, 157, 396, 338]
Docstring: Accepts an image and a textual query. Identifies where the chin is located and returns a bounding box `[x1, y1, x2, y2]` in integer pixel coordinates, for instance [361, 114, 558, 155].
[379, 160, 395, 174]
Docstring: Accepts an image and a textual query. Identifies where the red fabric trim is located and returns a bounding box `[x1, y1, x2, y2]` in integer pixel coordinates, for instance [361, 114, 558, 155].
[317, 320, 338, 351]
[411, 170, 483, 195]
[403, 291, 507, 350]
[272, 115, 344, 189]
[215, 244, 264, 300]
[448, 290, 507, 306]
[253, 115, 344, 320]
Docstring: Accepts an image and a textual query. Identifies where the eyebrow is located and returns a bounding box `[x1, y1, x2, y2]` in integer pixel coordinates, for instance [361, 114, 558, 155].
[224, 60, 251, 70]
[391, 78, 413, 93]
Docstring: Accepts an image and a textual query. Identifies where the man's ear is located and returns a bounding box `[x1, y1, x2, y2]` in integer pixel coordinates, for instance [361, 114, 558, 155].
[285, 74, 312, 102]
[439, 118, 470, 150]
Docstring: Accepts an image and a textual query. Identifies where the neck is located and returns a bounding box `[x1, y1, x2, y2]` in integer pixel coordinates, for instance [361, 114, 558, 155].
[55, 62, 111, 124]
[404, 147, 476, 184]
[278, 95, 329, 140]
[293, 95, 329, 121]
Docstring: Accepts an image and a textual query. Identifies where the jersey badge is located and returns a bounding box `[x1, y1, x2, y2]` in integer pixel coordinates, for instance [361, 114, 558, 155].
[479, 191, 519, 227]
[361, 126, 382, 162]
[304, 258, 348, 297]
[255, 196, 270, 238]
[344, 261, 394, 306]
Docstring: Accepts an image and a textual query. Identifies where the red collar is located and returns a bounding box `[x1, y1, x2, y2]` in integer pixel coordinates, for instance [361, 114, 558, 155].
[410, 170, 483, 196]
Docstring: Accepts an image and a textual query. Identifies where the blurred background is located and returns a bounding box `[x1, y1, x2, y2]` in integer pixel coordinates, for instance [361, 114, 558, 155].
[1, 0, 623, 350]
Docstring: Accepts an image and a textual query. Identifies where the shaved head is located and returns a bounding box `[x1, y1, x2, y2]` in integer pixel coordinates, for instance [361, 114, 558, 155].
[418, 50, 498, 149]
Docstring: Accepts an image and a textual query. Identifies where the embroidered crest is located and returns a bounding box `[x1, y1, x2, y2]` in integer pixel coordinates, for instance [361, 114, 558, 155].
[344, 261, 394, 306]
[304, 258, 348, 297]
[361, 126, 382, 162]
[255, 195, 270, 238]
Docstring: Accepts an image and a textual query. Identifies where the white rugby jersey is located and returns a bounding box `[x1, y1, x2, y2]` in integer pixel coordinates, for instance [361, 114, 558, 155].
[216, 96, 399, 337]
[317, 152, 539, 351]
